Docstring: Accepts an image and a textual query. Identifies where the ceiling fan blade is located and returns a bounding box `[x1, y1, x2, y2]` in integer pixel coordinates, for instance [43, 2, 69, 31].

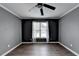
[37, 3, 42, 6]
[40, 8, 44, 16]
[29, 4, 39, 11]
[43, 4, 56, 10]
[29, 6, 35, 12]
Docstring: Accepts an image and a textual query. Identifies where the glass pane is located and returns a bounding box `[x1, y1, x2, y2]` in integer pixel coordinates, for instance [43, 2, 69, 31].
[33, 31, 40, 38]
[41, 22, 47, 31]
[33, 22, 40, 30]
[41, 31, 47, 38]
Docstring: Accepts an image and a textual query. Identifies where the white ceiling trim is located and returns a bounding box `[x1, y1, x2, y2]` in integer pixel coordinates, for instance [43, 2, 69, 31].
[60, 4, 79, 18]
[0, 4, 21, 19]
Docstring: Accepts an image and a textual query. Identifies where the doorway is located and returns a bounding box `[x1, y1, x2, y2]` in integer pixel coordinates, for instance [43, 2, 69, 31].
[32, 21, 49, 42]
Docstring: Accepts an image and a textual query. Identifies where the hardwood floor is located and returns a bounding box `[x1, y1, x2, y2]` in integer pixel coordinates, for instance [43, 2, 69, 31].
[6, 43, 75, 56]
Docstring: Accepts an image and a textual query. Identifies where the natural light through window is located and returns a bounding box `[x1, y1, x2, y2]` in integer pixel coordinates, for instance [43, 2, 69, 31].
[32, 21, 49, 42]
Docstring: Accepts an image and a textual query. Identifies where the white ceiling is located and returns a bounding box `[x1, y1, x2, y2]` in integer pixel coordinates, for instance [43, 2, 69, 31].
[0, 3, 79, 19]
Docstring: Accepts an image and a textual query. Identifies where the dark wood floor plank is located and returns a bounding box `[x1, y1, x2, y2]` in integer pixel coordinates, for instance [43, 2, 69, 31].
[6, 43, 75, 56]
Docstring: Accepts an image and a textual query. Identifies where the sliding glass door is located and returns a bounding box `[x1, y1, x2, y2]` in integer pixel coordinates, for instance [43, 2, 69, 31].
[32, 21, 49, 42]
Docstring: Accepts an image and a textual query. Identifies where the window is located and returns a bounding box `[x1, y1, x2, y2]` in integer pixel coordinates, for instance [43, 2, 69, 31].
[32, 21, 49, 42]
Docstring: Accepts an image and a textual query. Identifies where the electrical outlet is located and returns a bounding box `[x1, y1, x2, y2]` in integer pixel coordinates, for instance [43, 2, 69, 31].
[8, 45, 10, 48]
[70, 44, 72, 47]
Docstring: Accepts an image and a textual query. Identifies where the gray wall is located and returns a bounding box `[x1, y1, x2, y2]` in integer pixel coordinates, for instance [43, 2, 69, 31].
[59, 7, 79, 54]
[0, 7, 21, 55]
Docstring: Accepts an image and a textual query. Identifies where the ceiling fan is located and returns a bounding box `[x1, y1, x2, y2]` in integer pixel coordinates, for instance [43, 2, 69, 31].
[29, 3, 56, 16]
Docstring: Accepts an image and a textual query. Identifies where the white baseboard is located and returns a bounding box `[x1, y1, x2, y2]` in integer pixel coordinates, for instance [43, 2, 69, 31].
[22, 42, 59, 44]
[59, 42, 79, 56]
[1, 42, 22, 56]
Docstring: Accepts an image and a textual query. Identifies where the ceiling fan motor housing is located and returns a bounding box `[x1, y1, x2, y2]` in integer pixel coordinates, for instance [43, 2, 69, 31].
[37, 3, 43, 8]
